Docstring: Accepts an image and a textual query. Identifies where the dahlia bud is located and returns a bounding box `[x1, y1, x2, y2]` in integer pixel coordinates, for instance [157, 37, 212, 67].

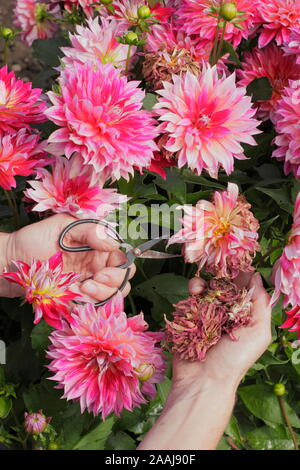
[137, 5, 151, 19]
[24, 410, 51, 435]
[35, 3, 48, 23]
[273, 383, 286, 396]
[136, 363, 155, 381]
[1, 27, 14, 41]
[124, 31, 139, 45]
[48, 442, 59, 450]
[101, 0, 113, 4]
[219, 2, 237, 21]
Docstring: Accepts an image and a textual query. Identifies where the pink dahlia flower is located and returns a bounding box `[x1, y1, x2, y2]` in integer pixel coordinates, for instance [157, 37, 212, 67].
[272, 192, 300, 309]
[283, 27, 300, 63]
[60, 18, 134, 71]
[0, 66, 46, 132]
[47, 293, 166, 419]
[13, 0, 60, 46]
[273, 80, 300, 177]
[258, 0, 300, 48]
[237, 44, 300, 122]
[0, 129, 47, 190]
[46, 63, 158, 180]
[50, 0, 94, 17]
[2, 253, 81, 329]
[177, 0, 260, 48]
[154, 65, 260, 179]
[24, 410, 51, 435]
[25, 154, 127, 219]
[168, 183, 260, 278]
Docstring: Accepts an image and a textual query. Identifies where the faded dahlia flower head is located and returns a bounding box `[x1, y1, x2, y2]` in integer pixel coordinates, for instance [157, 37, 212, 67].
[24, 154, 127, 219]
[13, 0, 60, 46]
[258, 0, 300, 48]
[47, 293, 166, 419]
[46, 63, 158, 180]
[24, 410, 51, 435]
[168, 183, 260, 279]
[165, 278, 253, 361]
[60, 18, 134, 71]
[154, 65, 260, 179]
[273, 80, 300, 177]
[2, 252, 81, 329]
[0, 66, 46, 132]
[177, 0, 261, 48]
[237, 44, 300, 123]
[0, 129, 48, 190]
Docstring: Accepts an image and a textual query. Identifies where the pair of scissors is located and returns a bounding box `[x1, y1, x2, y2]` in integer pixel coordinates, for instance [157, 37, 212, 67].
[58, 219, 180, 307]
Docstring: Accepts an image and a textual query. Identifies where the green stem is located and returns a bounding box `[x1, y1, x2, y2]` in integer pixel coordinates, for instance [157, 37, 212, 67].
[3, 40, 8, 65]
[277, 396, 299, 450]
[125, 45, 132, 75]
[215, 20, 227, 62]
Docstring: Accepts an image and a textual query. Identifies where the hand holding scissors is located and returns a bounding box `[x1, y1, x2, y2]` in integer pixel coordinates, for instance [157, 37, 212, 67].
[59, 218, 180, 307]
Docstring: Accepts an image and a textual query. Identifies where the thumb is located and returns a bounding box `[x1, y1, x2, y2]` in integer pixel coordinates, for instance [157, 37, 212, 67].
[249, 272, 271, 321]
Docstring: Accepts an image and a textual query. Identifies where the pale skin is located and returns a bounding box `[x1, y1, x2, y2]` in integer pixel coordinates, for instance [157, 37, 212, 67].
[0, 215, 272, 450]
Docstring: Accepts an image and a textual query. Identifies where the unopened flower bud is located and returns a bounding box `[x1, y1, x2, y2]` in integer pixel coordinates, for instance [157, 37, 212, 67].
[35, 3, 48, 23]
[124, 31, 139, 45]
[101, 0, 113, 4]
[24, 410, 51, 435]
[136, 363, 155, 381]
[1, 28, 14, 41]
[273, 383, 286, 396]
[48, 442, 59, 450]
[220, 2, 237, 21]
[0, 397, 11, 419]
[137, 5, 151, 19]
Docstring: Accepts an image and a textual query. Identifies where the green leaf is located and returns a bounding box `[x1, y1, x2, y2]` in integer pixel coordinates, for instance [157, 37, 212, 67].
[256, 187, 294, 214]
[246, 425, 300, 450]
[238, 384, 300, 428]
[220, 40, 241, 66]
[135, 273, 188, 307]
[31, 320, 53, 354]
[73, 417, 115, 450]
[246, 77, 273, 101]
[106, 431, 136, 450]
[32, 36, 70, 67]
[154, 168, 186, 204]
[157, 377, 172, 404]
[143, 93, 158, 110]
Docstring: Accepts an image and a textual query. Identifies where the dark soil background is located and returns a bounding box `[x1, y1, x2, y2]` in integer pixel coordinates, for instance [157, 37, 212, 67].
[0, 0, 42, 80]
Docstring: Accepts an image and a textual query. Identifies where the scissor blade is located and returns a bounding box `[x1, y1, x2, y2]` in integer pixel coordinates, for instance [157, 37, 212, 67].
[138, 250, 182, 259]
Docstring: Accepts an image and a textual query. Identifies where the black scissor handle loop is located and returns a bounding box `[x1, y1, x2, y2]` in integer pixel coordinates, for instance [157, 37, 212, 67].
[58, 219, 132, 306]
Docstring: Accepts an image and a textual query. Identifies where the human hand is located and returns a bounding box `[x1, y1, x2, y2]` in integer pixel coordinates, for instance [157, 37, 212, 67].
[172, 272, 272, 392]
[1, 213, 135, 300]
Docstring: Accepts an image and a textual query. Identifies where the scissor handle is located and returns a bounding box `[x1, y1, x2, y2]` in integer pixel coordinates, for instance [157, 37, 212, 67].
[58, 219, 131, 307]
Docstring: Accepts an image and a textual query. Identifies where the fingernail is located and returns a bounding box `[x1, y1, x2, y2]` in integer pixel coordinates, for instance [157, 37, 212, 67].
[82, 280, 97, 295]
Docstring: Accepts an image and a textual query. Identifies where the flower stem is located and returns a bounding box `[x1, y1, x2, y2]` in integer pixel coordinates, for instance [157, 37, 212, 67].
[3, 40, 8, 65]
[215, 20, 227, 62]
[125, 45, 132, 75]
[277, 396, 299, 450]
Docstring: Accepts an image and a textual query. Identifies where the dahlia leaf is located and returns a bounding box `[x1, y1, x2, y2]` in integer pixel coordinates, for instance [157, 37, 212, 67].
[73, 416, 115, 450]
[246, 77, 273, 101]
[143, 93, 158, 110]
[32, 37, 70, 67]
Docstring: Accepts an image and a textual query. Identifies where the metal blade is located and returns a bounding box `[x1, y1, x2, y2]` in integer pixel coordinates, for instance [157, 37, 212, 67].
[138, 250, 182, 259]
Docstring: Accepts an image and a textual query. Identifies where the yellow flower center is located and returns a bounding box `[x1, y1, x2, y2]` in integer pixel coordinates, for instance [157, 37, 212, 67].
[213, 218, 231, 237]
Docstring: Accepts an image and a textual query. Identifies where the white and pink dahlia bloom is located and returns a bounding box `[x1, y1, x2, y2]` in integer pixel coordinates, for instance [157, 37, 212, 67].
[237, 44, 300, 122]
[25, 154, 127, 219]
[13, 0, 60, 46]
[2, 253, 81, 329]
[60, 18, 134, 71]
[168, 183, 260, 279]
[154, 66, 260, 179]
[46, 63, 158, 180]
[177, 0, 260, 48]
[258, 0, 300, 48]
[47, 293, 166, 419]
[272, 192, 300, 310]
[104, 0, 174, 26]
[50, 0, 94, 17]
[0, 129, 47, 190]
[283, 27, 300, 63]
[273, 80, 300, 177]
[0, 66, 46, 132]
